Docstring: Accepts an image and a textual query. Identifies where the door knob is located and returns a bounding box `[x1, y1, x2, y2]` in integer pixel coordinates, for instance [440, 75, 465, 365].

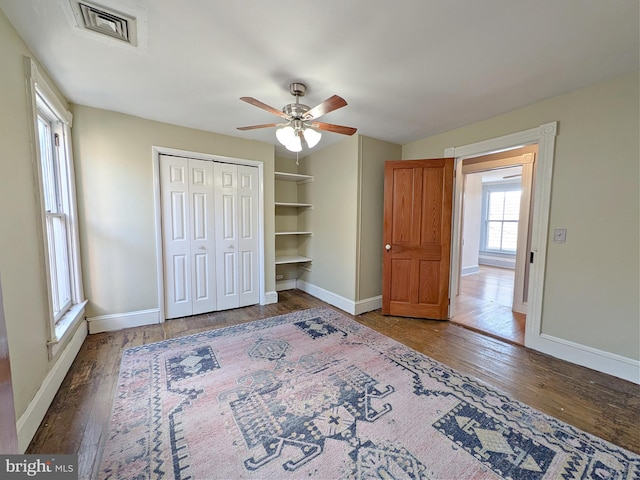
[198, 245, 206, 250]
[385, 244, 391, 251]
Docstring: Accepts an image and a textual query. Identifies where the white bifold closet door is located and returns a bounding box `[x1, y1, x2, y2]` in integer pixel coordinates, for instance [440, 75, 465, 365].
[214, 162, 260, 310]
[160, 155, 259, 319]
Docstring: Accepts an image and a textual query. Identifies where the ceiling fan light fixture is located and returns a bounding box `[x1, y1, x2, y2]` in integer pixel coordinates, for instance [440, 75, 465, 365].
[276, 125, 295, 146]
[304, 127, 321, 148]
[285, 133, 302, 152]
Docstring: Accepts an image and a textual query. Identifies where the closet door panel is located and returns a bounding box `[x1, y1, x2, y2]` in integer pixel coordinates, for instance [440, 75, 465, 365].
[189, 159, 216, 314]
[215, 163, 239, 310]
[160, 155, 193, 318]
[238, 166, 259, 305]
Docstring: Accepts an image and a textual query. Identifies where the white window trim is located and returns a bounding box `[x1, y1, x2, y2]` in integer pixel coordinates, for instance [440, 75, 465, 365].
[24, 57, 86, 358]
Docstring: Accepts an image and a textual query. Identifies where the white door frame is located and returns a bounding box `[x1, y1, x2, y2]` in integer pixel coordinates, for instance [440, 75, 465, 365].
[152, 146, 266, 322]
[446, 122, 557, 349]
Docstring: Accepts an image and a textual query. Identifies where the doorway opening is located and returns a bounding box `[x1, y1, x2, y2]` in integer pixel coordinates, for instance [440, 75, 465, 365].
[450, 145, 537, 345]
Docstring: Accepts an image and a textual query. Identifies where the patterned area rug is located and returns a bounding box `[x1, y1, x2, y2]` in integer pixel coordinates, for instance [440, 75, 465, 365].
[99, 307, 639, 479]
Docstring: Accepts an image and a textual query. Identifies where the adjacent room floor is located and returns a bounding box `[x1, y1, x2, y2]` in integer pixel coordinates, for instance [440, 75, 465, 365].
[453, 265, 526, 345]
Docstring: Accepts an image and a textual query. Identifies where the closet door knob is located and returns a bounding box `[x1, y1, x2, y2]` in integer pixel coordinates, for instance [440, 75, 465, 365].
[385, 244, 391, 251]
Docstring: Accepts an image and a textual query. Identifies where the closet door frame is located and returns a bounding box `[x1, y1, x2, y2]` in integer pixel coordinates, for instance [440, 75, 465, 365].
[152, 146, 266, 322]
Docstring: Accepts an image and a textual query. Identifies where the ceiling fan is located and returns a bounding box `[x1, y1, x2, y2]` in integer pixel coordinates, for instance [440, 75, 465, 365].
[237, 83, 357, 152]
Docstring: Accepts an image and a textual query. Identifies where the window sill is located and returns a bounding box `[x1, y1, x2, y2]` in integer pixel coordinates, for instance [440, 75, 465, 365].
[47, 300, 88, 359]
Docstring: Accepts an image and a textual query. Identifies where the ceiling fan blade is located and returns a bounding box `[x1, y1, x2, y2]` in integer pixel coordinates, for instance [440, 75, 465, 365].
[311, 122, 357, 136]
[240, 97, 289, 119]
[303, 95, 347, 120]
[237, 123, 279, 131]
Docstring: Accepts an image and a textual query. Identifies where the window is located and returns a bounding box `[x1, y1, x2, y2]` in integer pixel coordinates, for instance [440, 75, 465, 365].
[481, 183, 521, 254]
[27, 59, 85, 356]
[37, 105, 73, 321]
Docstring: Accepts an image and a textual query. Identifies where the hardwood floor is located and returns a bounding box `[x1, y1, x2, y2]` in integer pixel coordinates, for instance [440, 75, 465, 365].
[453, 265, 526, 345]
[27, 290, 639, 479]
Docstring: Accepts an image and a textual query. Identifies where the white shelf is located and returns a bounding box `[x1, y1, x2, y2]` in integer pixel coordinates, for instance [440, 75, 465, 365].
[275, 171, 313, 183]
[275, 202, 312, 208]
[274, 171, 314, 275]
[275, 255, 312, 265]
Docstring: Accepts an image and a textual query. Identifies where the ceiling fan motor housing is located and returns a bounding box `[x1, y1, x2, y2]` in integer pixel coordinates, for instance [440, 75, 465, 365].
[283, 83, 310, 119]
[289, 82, 306, 97]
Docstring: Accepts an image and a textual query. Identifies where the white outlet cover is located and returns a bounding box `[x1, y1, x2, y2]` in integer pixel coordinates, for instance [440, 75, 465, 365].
[553, 228, 567, 243]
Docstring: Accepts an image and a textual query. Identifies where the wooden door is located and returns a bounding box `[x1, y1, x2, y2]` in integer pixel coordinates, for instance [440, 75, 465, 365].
[382, 158, 454, 319]
[0, 279, 18, 453]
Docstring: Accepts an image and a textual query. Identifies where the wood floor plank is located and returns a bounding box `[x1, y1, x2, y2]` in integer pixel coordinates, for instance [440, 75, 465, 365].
[26, 289, 640, 479]
[453, 266, 526, 344]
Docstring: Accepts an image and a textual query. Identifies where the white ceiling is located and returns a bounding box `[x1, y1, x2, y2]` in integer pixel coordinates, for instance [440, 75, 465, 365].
[2, 0, 638, 158]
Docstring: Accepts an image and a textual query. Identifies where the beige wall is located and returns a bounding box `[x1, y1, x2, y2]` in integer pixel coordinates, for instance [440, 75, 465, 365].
[358, 137, 401, 300]
[0, 10, 70, 418]
[298, 136, 360, 299]
[403, 72, 640, 360]
[71, 105, 275, 318]
[295, 135, 399, 303]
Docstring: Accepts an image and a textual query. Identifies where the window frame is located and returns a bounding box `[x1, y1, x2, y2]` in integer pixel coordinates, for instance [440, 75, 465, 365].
[480, 181, 522, 255]
[25, 58, 86, 358]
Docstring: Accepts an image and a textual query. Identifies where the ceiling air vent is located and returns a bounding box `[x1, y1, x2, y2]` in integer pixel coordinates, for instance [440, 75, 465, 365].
[68, 0, 138, 47]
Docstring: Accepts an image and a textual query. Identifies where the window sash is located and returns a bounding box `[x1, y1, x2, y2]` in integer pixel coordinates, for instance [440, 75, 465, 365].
[481, 183, 521, 254]
[35, 90, 77, 324]
[45, 213, 72, 320]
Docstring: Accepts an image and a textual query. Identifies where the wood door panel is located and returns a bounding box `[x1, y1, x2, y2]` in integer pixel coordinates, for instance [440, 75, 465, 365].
[390, 258, 412, 302]
[418, 260, 440, 305]
[420, 166, 444, 244]
[391, 168, 415, 244]
[383, 158, 454, 319]
[0, 280, 18, 453]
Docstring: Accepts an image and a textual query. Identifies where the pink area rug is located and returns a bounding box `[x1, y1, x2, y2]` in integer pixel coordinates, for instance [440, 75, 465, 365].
[99, 307, 639, 479]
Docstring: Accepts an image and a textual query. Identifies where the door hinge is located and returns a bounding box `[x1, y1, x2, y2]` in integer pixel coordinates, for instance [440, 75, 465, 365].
[54, 133, 60, 147]
[529, 251, 535, 263]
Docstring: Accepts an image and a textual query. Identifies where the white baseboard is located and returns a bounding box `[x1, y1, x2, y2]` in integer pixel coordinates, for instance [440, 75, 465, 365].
[526, 331, 640, 384]
[87, 308, 160, 334]
[295, 280, 380, 315]
[354, 295, 382, 315]
[16, 320, 88, 453]
[461, 265, 479, 276]
[479, 257, 515, 269]
[263, 290, 278, 304]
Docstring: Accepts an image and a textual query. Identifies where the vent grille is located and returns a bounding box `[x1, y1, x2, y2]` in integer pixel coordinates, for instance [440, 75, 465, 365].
[69, 1, 138, 46]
